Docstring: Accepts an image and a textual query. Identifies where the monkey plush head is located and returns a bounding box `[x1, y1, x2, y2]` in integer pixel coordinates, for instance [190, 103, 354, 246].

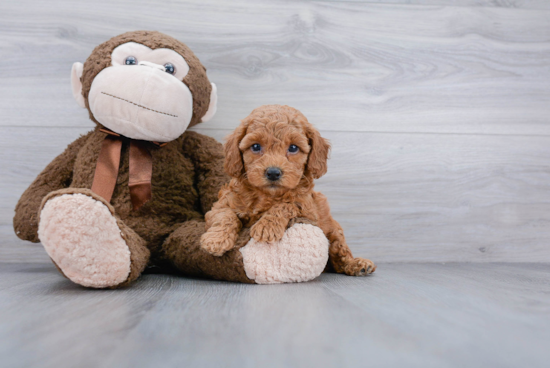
[71, 31, 217, 142]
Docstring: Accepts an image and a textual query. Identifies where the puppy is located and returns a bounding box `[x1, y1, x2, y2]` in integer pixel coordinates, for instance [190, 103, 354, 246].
[200, 105, 375, 276]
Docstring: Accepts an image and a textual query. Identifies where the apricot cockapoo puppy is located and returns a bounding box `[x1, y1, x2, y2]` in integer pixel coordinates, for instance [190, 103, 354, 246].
[200, 105, 375, 276]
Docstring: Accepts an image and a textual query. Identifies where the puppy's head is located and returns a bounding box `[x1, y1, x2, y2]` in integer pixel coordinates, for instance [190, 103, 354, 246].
[224, 105, 330, 194]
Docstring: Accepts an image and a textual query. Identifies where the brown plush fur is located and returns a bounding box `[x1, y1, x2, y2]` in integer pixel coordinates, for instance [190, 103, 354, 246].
[13, 31, 231, 286]
[162, 216, 320, 283]
[81, 31, 211, 128]
[163, 220, 254, 283]
[201, 105, 376, 276]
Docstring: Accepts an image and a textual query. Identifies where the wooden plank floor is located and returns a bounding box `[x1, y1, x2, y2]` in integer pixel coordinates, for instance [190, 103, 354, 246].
[0, 262, 548, 368]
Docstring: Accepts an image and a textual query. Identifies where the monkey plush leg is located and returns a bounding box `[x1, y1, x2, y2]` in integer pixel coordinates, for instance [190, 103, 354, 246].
[38, 188, 149, 289]
[162, 220, 254, 283]
[162, 218, 329, 284]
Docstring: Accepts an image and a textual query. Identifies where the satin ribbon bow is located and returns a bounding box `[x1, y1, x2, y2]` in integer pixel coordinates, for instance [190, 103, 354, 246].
[91, 128, 167, 210]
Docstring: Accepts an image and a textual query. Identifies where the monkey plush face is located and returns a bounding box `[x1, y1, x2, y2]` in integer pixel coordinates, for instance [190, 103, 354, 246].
[71, 31, 217, 142]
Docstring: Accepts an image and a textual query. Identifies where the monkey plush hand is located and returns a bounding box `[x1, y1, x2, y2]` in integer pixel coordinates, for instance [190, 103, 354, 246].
[13, 31, 332, 288]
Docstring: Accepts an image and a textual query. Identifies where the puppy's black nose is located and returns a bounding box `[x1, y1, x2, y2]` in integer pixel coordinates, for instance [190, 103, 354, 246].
[265, 167, 282, 181]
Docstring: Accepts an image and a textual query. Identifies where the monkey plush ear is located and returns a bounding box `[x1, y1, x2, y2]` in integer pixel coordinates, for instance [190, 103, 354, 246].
[71, 62, 86, 109]
[201, 83, 218, 122]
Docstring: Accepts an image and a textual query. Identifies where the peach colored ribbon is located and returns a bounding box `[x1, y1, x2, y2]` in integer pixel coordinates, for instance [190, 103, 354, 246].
[91, 128, 166, 210]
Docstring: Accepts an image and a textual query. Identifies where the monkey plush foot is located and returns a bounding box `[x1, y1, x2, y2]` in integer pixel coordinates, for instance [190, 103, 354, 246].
[162, 218, 329, 284]
[38, 189, 149, 288]
[239, 222, 329, 284]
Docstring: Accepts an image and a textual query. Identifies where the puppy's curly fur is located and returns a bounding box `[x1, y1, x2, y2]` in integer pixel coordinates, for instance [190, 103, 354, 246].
[201, 105, 375, 276]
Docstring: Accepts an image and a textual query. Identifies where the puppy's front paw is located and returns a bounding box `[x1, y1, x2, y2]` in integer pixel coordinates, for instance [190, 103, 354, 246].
[250, 216, 286, 243]
[343, 258, 376, 276]
[200, 229, 235, 257]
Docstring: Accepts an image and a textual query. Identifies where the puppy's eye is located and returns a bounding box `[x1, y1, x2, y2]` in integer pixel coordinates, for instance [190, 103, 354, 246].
[251, 143, 262, 153]
[288, 144, 299, 153]
[125, 56, 137, 65]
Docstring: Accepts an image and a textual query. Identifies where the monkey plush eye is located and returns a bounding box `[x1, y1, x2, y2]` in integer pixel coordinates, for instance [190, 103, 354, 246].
[251, 144, 261, 153]
[288, 144, 299, 153]
[125, 56, 137, 65]
[164, 63, 175, 74]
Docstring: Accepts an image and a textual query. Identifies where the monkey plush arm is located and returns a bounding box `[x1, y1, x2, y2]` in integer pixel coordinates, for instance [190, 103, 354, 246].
[13, 131, 92, 242]
[180, 131, 230, 214]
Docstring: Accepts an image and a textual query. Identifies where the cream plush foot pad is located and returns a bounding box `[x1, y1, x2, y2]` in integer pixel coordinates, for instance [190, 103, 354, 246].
[240, 223, 329, 284]
[38, 193, 131, 288]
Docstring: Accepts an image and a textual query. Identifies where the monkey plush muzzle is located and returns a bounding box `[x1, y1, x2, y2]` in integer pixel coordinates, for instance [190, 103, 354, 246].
[88, 62, 193, 142]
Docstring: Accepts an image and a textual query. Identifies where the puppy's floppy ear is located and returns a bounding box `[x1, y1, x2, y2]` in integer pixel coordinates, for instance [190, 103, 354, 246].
[305, 123, 331, 179]
[224, 119, 249, 178]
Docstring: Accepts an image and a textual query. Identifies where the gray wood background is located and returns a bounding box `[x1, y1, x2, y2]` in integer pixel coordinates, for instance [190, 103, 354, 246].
[2, 262, 549, 368]
[1, 0, 549, 263]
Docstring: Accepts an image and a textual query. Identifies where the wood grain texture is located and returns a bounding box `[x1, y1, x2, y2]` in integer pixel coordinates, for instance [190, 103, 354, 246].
[1, 0, 549, 263]
[0, 0, 549, 135]
[2, 127, 550, 263]
[0, 262, 549, 368]
[325, 0, 550, 10]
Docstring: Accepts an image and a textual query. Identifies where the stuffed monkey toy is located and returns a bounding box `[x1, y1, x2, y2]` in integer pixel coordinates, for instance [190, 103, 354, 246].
[13, 31, 329, 288]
